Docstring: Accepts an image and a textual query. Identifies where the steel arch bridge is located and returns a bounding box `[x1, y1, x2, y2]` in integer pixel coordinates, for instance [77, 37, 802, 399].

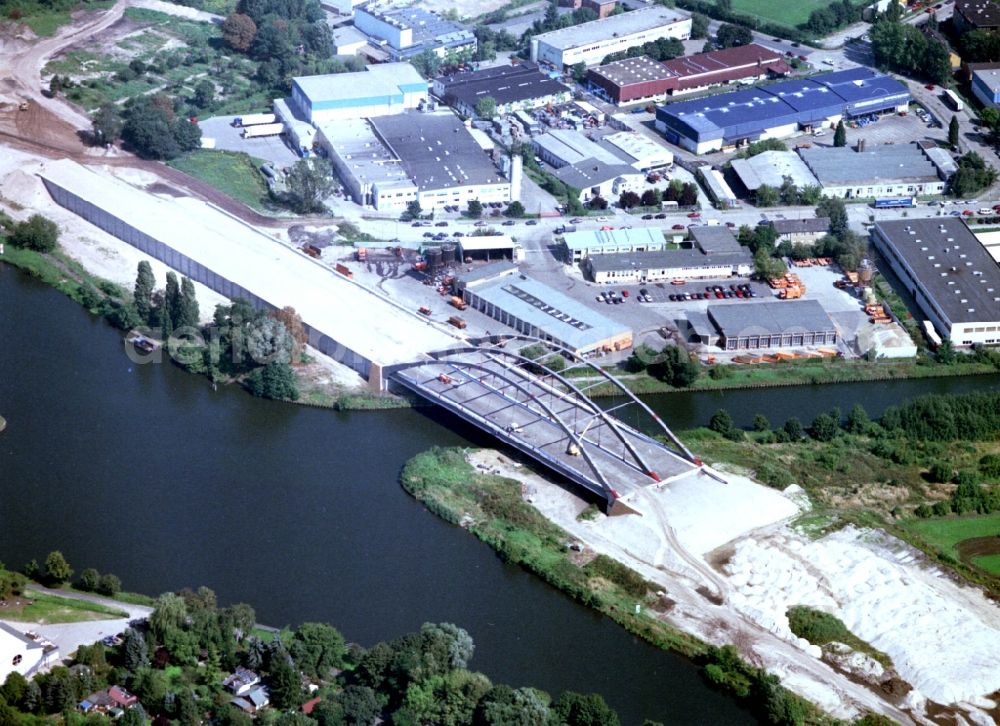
[390, 335, 711, 513]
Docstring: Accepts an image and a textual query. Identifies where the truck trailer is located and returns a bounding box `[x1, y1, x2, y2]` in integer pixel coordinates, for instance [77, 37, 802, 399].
[944, 89, 963, 112]
[241, 123, 284, 139]
[233, 113, 277, 127]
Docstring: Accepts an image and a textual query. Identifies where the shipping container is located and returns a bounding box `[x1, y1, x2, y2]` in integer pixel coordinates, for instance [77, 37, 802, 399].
[449, 296, 468, 310]
[448, 316, 467, 329]
[335, 263, 353, 278]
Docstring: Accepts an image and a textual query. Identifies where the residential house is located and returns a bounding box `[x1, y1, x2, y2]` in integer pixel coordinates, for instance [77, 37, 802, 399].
[231, 686, 270, 714]
[223, 667, 262, 696]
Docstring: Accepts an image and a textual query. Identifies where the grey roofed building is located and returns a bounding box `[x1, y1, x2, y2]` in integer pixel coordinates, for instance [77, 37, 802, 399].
[551, 158, 637, 189]
[870, 218, 1000, 345]
[586, 247, 751, 273]
[461, 274, 633, 354]
[730, 150, 819, 191]
[533, 129, 626, 168]
[589, 55, 675, 88]
[433, 62, 569, 113]
[688, 225, 742, 253]
[797, 143, 940, 187]
[369, 113, 505, 191]
[921, 146, 959, 178]
[708, 299, 838, 350]
[531, 7, 690, 55]
[770, 218, 831, 235]
[456, 260, 518, 288]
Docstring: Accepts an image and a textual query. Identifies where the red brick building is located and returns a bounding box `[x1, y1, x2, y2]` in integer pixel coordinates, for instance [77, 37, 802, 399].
[588, 44, 789, 105]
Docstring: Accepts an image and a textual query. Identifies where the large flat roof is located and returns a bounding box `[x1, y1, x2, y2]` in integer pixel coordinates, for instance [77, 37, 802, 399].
[471, 274, 631, 350]
[689, 225, 742, 253]
[563, 227, 666, 251]
[708, 299, 836, 335]
[730, 150, 819, 191]
[532, 7, 689, 50]
[317, 117, 414, 189]
[587, 247, 751, 271]
[974, 66, 1000, 96]
[436, 62, 569, 107]
[873, 217, 1000, 324]
[39, 160, 458, 367]
[370, 112, 506, 190]
[589, 55, 674, 88]
[798, 143, 939, 185]
[657, 68, 909, 142]
[552, 158, 637, 189]
[292, 63, 426, 104]
[661, 43, 784, 80]
[534, 128, 626, 167]
[359, 6, 474, 49]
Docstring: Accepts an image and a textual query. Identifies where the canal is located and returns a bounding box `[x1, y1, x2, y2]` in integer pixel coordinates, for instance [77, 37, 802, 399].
[2, 263, 998, 724]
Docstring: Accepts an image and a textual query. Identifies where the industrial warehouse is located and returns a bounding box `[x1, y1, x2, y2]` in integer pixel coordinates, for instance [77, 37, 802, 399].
[588, 44, 788, 105]
[529, 7, 692, 69]
[284, 64, 428, 124]
[655, 67, 910, 154]
[533, 128, 673, 171]
[39, 160, 459, 389]
[707, 300, 839, 350]
[317, 112, 517, 212]
[457, 267, 633, 355]
[562, 227, 672, 262]
[585, 232, 753, 283]
[798, 143, 949, 198]
[871, 218, 1000, 347]
[352, 6, 476, 61]
[432, 62, 570, 118]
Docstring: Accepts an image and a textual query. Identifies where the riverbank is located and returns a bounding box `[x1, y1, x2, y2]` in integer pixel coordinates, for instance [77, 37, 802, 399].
[400, 447, 836, 725]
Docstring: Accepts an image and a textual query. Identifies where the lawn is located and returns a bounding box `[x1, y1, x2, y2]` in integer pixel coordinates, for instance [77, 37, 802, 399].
[1, 591, 128, 624]
[167, 151, 273, 213]
[15, 0, 115, 37]
[730, 0, 832, 28]
[974, 554, 1000, 576]
[905, 513, 1000, 555]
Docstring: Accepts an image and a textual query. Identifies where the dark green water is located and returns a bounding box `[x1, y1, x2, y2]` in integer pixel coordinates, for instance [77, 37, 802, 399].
[3, 263, 998, 724]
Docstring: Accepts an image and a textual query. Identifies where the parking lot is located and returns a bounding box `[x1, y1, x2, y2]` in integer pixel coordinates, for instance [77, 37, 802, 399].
[198, 115, 301, 167]
[837, 105, 943, 149]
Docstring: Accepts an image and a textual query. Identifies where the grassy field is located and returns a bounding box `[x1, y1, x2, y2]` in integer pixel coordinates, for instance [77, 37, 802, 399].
[167, 151, 273, 213]
[730, 0, 831, 28]
[905, 513, 1000, 554]
[1, 591, 128, 624]
[974, 554, 1000, 575]
[12, 0, 114, 37]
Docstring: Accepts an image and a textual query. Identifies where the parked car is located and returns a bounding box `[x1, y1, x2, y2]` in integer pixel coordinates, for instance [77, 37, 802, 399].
[502, 220, 515, 226]
[655, 213, 667, 219]
[526, 220, 538, 225]
[687, 211, 701, 218]
[642, 214, 653, 220]
[597, 216, 609, 222]
[571, 218, 583, 224]
[435, 221, 448, 227]
[671, 223, 685, 230]
[622, 290, 629, 297]
[422, 232, 434, 238]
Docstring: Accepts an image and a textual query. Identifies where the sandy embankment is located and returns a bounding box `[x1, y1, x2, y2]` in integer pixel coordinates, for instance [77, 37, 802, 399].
[471, 449, 1000, 724]
[0, 150, 365, 390]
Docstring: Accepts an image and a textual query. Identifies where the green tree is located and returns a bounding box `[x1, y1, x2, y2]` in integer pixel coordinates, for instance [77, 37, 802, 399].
[833, 119, 846, 147]
[44, 551, 73, 584]
[289, 623, 346, 679]
[193, 80, 215, 109]
[150, 592, 189, 642]
[164, 272, 181, 335]
[810, 411, 840, 442]
[816, 196, 848, 239]
[589, 195, 608, 210]
[551, 692, 619, 726]
[716, 24, 752, 49]
[640, 188, 660, 207]
[92, 103, 123, 146]
[649, 345, 699, 387]
[505, 201, 525, 217]
[755, 184, 779, 207]
[709, 409, 735, 436]
[286, 159, 335, 214]
[753, 248, 787, 279]
[783, 417, 803, 440]
[406, 199, 422, 219]
[690, 12, 709, 39]
[97, 573, 122, 596]
[334, 685, 381, 725]
[179, 277, 200, 329]
[78, 568, 100, 592]
[570, 61, 588, 82]
[474, 96, 497, 119]
[948, 114, 960, 149]
[134, 261, 156, 325]
[246, 361, 299, 400]
[951, 152, 998, 197]
[267, 655, 303, 710]
[618, 191, 640, 209]
[845, 404, 871, 434]
[752, 413, 770, 432]
[11, 214, 59, 252]
[246, 317, 293, 365]
[467, 199, 483, 218]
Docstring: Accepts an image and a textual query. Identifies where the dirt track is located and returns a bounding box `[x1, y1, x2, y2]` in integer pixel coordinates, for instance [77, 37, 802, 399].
[0, 0, 337, 229]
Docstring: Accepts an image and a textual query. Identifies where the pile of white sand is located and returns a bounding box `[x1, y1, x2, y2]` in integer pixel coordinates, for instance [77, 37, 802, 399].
[723, 526, 1000, 705]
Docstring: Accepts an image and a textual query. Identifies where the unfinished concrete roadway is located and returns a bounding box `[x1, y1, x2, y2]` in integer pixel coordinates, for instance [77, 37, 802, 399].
[391, 338, 708, 514]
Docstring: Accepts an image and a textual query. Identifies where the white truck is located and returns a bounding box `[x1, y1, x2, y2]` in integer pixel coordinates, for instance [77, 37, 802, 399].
[944, 89, 964, 112]
[233, 113, 277, 128]
[241, 123, 284, 139]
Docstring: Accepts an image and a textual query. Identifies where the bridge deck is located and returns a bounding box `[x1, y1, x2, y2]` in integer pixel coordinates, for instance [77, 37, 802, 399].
[393, 353, 698, 507]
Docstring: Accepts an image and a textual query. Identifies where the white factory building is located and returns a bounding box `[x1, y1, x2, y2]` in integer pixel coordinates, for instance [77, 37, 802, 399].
[530, 7, 691, 68]
[872, 218, 1000, 347]
[285, 63, 428, 124]
[317, 112, 518, 213]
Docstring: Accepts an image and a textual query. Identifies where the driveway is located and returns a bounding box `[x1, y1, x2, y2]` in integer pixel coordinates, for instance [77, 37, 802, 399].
[1, 586, 153, 664]
[198, 115, 301, 168]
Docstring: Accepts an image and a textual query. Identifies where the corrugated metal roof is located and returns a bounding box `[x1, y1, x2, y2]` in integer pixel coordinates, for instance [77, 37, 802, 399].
[708, 299, 835, 336]
[563, 227, 666, 251]
[798, 143, 940, 185]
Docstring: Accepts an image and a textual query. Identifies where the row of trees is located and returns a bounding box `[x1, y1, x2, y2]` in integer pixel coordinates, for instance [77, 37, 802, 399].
[0, 552, 122, 594]
[4, 214, 60, 252]
[752, 177, 823, 208]
[0, 585, 629, 726]
[626, 344, 700, 387]
[93, 95, 202, 160]
[801, 0, 860, 36]
[950, 152, 999, 197]
[599, 36, 685, 65]
[133, 262, 200, 337]
[869, 12, 951, 84]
